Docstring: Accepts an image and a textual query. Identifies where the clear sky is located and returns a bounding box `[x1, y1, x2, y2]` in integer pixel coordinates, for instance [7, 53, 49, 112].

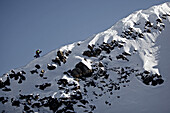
[0, 0, 169, 75]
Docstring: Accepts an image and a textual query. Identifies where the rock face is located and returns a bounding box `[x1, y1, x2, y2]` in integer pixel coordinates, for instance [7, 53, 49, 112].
[0, 2, 170, 113]
[71, 62, 93, 78]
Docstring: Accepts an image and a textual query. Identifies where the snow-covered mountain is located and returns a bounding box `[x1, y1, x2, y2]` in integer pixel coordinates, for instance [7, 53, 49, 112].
[0, 2, 170, 113]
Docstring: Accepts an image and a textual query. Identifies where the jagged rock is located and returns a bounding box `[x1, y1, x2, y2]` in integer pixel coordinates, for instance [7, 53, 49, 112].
[75, 62, 93, 77]
[70, 62, 93, 78]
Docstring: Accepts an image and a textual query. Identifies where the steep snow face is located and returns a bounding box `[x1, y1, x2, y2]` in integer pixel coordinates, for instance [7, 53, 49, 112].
[89, 2, 170, 74]
[0, 2, 170, 113]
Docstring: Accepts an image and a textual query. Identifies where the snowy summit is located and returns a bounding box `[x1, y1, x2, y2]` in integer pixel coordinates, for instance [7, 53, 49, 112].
[0, 2, 170, 113]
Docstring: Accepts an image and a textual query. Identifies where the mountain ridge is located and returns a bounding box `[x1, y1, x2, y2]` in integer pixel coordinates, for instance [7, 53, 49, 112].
[0, 2, 170, 113]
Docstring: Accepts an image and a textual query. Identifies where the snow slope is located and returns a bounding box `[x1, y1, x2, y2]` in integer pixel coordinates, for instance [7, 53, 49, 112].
[0, 2, 170, 113]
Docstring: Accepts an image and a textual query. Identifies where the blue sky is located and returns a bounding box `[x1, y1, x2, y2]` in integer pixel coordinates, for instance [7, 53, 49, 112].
[0, 0, 169, 75]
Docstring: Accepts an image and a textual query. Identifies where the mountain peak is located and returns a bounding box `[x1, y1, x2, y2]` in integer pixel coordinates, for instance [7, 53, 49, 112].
[0, 2, 170, 113]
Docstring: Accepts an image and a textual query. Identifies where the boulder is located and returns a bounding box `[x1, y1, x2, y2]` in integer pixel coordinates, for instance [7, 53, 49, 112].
[71, 68, 82, 78]
[75, 62, 93, 77]
[47, 64, 57, 70]
[35, 64, 41, 69]
[83, 50, 92, 57]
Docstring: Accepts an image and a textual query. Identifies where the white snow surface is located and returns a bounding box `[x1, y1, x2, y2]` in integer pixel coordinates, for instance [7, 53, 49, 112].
[0, 2, 170, 113]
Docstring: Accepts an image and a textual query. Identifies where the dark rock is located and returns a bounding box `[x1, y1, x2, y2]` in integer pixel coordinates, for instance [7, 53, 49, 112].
[35, 64, 41, 69]
[18, 79, 22, 84]
[57, 79, 68, 86]
[122, 52, 131, 56]
[35, 83, 51, 90]
[145, 21, 152, 27]
[151, 80, 157, 86]
[52, 57, 61, 66]
[143, 76, 153, 85]
[144, 70, 150, 74]
[32, 103, 41, 108]
[30, 69, 38, 74]
[77, 104, 86, 108]
[156, 78, 164, 85]
[138, 33, 144, 38]
[80, 99, 89, 105]
[71, 68, 83, 78]
[2, 87, 11, 92]
[65, 50, 72, 56]
[0, 79, 7, 89]
[83, 50, 93, 57]
[0, 97, 8, 104]
[88, 45, 94, 51]
[156, 18, 162, 23]
[116, 55, 129, 61]
[144, 29, 151, 33]
[70, 91, 82, 100]
[24, 104, 30, 111]
[21, 70, 26, 74]
[75, 62, 93, 77]
[20, 75, 26, 81]
[57, 50, 66, 63]
[4, 77, 10, 86]
[12, 99, 20, 107]
[94, 48, 102, 56]
[47, 64, 57, 70]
